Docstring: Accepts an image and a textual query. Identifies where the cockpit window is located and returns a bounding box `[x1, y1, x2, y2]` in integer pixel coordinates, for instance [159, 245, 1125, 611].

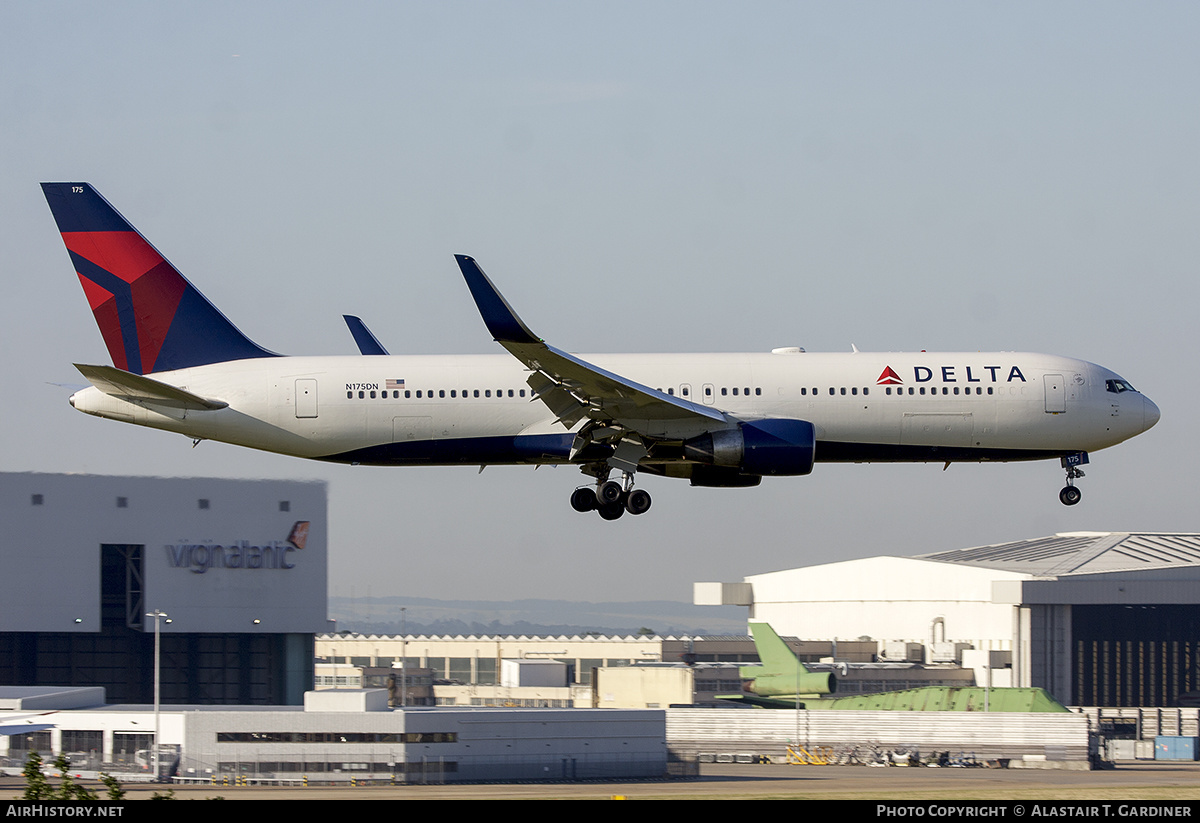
[1106, 379, 1138, 394]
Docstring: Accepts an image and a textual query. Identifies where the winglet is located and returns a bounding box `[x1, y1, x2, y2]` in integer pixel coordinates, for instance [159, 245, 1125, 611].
[343, 315, 389, 355]
[454, 255, 542, 345]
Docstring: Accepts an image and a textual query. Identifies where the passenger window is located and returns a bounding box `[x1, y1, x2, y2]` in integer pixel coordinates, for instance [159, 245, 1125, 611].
[851, 387, 858, 396]
[358, 391, 364, 399]
[346, 391, 352, 399]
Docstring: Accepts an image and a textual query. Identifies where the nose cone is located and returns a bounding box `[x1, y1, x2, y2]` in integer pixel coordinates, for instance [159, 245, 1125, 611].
[1143, 395, 1161, 432]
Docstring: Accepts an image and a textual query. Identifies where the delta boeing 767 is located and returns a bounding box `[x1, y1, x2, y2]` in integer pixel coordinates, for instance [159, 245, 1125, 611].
[42, 183, 1159, 520]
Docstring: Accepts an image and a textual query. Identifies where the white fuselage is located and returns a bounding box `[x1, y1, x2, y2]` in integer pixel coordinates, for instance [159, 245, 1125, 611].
[68, 350, 1158, 468]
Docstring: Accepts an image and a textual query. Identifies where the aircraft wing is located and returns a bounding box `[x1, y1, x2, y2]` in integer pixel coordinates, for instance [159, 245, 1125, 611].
[0, 712, 58, 736]
[0, 723, 55, 736]
[75, 364, 228, 410]
[455, 255, 727, 434]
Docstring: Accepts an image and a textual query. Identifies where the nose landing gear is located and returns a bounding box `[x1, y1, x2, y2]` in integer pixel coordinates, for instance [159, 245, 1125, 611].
[1059, 484, 1082, 506]
[1058, 452, 1088, 506]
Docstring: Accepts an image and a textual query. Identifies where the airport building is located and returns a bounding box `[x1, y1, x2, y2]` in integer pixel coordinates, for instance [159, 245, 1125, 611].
[0, 686, 668, 781]
[697, 532, 1200, 707]
[0, 472, 327, 706]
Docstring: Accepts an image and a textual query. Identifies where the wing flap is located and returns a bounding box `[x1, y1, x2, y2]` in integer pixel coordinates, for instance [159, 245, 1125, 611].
[75, 364, 228, 411]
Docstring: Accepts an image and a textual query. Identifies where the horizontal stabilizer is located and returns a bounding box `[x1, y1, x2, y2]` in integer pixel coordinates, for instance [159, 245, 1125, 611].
[75, 364, 228, 410]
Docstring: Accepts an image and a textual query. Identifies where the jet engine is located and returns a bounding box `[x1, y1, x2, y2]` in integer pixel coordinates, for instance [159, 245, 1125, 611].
[683, 419, 816, 477]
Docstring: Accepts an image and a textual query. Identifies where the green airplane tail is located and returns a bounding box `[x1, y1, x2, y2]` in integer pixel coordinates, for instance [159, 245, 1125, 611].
[741, 622, 836, 697]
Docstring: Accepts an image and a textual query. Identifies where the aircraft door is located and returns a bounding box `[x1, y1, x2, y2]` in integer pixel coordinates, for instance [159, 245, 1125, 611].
[702, 383, 716, 405]
[295, 379, 318, 418]
[1044, 374, 1066, 414]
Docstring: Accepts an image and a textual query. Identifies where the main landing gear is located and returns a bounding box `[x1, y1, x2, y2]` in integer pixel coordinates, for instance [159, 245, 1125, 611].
[1058, 452, 1089, 506]
[570, 472, 652, 520]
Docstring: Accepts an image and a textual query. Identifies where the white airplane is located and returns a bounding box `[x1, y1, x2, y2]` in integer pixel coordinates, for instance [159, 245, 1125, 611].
[43, 183, 1159, 519]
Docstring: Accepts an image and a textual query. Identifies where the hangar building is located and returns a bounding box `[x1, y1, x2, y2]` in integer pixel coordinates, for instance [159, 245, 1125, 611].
[0, 473, 326, 706]
[697, 532, 1200, 707]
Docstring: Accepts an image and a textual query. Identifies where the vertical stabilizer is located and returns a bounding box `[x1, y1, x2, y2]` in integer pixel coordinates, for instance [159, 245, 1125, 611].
[42, 183, 276, 374]
[742, 622, 836, 696]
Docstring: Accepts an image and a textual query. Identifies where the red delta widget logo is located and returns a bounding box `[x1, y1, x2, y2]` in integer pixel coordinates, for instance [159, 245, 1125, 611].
[876, 365, 1028, 385]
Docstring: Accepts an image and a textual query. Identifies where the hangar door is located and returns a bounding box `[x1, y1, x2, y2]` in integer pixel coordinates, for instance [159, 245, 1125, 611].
[1072, 604, 1200, 707]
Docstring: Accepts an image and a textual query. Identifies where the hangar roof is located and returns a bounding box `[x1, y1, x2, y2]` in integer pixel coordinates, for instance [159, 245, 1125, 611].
[918, 532, 1200, 577]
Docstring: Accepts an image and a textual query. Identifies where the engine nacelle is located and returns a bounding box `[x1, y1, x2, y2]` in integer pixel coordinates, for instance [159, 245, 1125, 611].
[745, 669, 837, 697]
[683, 419, 816, 477]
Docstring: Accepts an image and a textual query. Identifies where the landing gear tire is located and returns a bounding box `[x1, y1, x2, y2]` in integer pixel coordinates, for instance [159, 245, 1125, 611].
[1059, 486, 1082, 506]
[625, 488, 652, 515]
[570, 487, 598, 513]
[597, 480, 624, 505]
[597, 500, 626, 520]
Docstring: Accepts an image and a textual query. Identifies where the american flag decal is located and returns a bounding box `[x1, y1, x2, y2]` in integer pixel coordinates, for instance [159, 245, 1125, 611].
[386, 379, 405, 390]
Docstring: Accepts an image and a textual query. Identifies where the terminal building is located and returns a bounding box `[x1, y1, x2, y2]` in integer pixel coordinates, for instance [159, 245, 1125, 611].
[0, 472, 327, 706]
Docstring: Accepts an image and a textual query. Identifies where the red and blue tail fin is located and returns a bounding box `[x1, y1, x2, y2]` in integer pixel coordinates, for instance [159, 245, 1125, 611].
[41, 183, 276, 375]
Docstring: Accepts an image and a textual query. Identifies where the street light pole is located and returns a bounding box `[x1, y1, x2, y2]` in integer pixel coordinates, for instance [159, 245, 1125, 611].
[146, 609, 168, 782]
[400, 607, 407, 708]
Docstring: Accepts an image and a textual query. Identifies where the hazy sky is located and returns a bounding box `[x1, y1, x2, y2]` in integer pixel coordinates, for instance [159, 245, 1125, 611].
[2, 2, 1196, 606]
